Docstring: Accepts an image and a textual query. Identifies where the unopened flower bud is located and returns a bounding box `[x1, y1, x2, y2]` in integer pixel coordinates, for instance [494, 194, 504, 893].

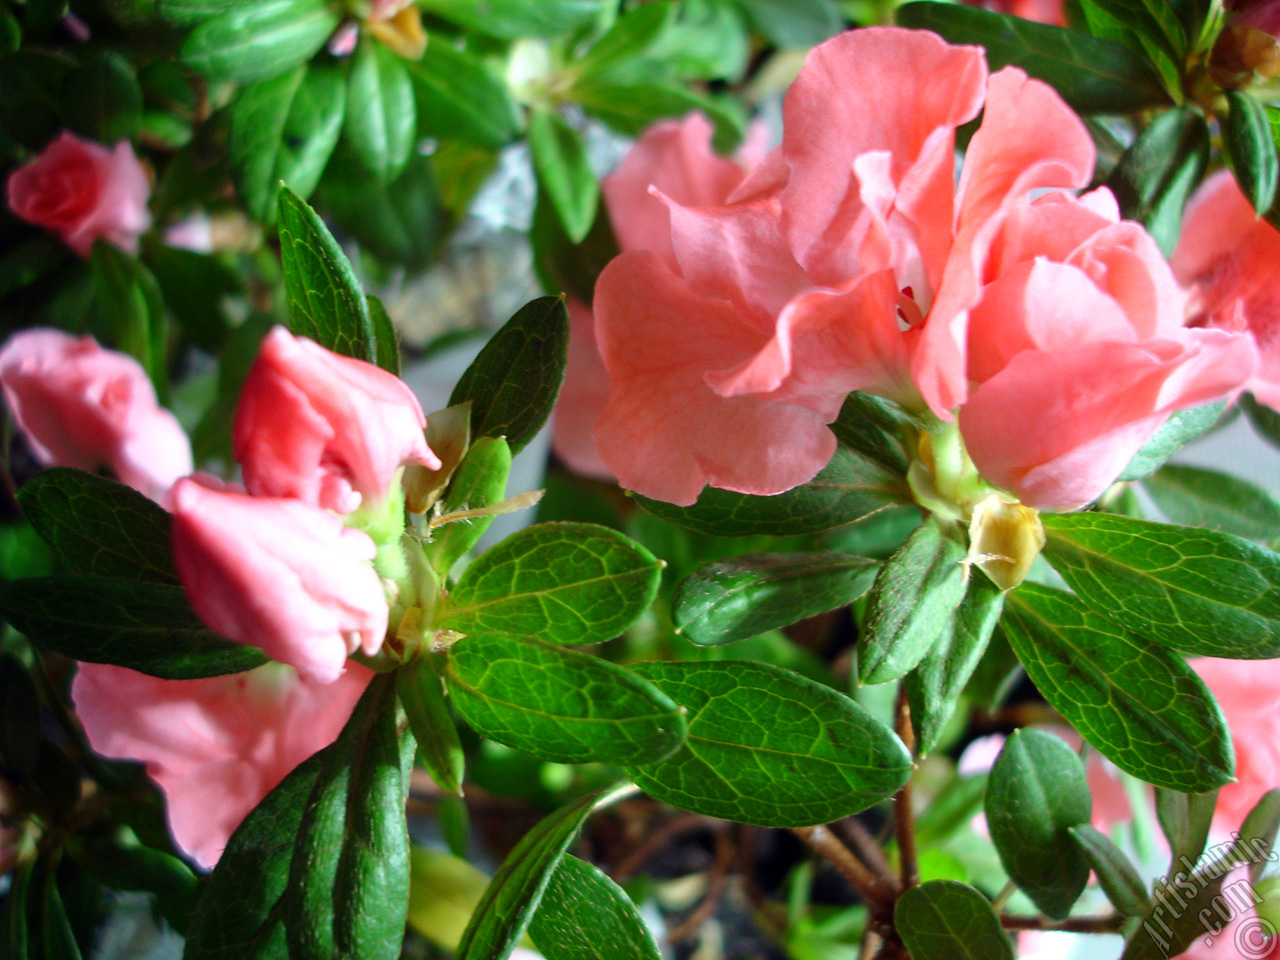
[967, 495, 1045, 591]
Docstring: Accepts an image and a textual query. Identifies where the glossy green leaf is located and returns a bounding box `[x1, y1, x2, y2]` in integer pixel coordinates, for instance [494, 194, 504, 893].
[529, 108, 598, 245]
[1002, 583, 1234, 792]
[0, 577, 268, 679]
[529, 855, 661, 960]
[1144, 464, 1280, 541]
[181, 0, 339, 84]
[429, 437, 513, 576]
[1226, 90, 1278, 215]
[278, 186, 378, 365]
[448, 296, 569, 455]
[986, 729, 1092, 918]
[441, 523, 662, 645]
[830, 392, 910, 476]
[455, 785, 632, 960]
[572, 80, 745, 151]
[636, 446, 908, 537]
[1155, 787, 1218, 875]
[397, 656, 464, 796]
[1103, 106, 1209, 256]
[368, 295, 401, 376]
[345, 40, 415, 183]
[89, 242, 167, 399]
[625, 661, 912, 827]
[1042, 511, 1280, 658]
[157, 0, 239, 23]
[895, 2, 1170, 114]
[418, 0, 607, 38]
[1070, 825, 1151, 917]
[858, 517, 968, 685]
[406, 44, 519, 150]
[447, 633, 686, 764]
[1117, 400, 1228, 481]
[895, 880, 1013, 960]
[575, 2, 674, 81]
[735, 0, 841, 48]
[1080, 0, 1188, 61]
[905, 576, 1005, 755]
[18, 468, 177, 584]
[674, 551, 876, 646]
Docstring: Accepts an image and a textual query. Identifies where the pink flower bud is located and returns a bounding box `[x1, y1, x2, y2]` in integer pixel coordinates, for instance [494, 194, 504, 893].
[170, 477, 389, 684]
[7, 132, 151, 257]
[233, 327, 440, 514]
[0, 329, 192, 501]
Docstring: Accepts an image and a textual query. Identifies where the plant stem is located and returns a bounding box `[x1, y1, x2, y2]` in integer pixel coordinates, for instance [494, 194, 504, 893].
[1000, 913, 1127, 933]
[894, 686, 919, 891]
[792, 825, 896, 910]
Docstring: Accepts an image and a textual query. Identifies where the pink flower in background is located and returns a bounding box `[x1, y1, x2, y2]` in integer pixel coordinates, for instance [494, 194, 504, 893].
[0, 329, 192, 501]
[72, 661, 372, 868]
[233, 327, 439, 514]
[7, 132, 151, 256]
[170, 478, 389, 684]
[591, 27, 1256, 511]
[963, 0, 1065, 25]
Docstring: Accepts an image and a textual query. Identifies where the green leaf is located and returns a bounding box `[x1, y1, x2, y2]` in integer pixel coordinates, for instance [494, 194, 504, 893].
[89, 242, 167, 400]
[986, 729, 1092, 918]
[1244, 392, 1280, 453]
[0, 577, 268, 679]
[429, 437, 513, 576]
[1070, 824, 1151, 917]
[635, 446, 909, 537]
[285, 674, 415, 960]
[1155, 787, 1217, 875]
[529, 855, 662, 960]
[1103, 107, 1210, 256]
[417, 0, 608, 39]
[895, 880, 1013, 960]
[1226, 90, 1278, 215]
[895, 2, 1171, 114]
[1117, 400, 1228, 481]
[447, 633, 686, 764]
[1080, 0, 1188, 62]
[157, 0, 239, 23]
[1143, 464, 1280, 540]
[529, 108, 599, 245]
[62, 53, 143, 142]
[1002, 583, 1234, 792]
[734, 0, 841, 48]
[447, 297, 568, 454]
[1042, 511, 1280, 658]
[857, 517, 968, 685]
[830, 392, 910, 476]
[345, 40, 416, 183]
[18, 468, 178, 584]
[406, 44, 519, 150]
[368, 295, 401, 376]
[440, 523, 663, 646]
[231, 65, 347, 222]
[905, 576, 1005, 755]
[575, 2, 674, 81]
[572, 80, 745, 151]
[72, 839, 200, 935]
[674, 551, 876, 646]
[624, 661, 912, 827]
[397, 656, 464, 796]
[181, 0, 339, 84]
[455, 785, 632, 960]
[0, 51, 70, 151]
[277, 185, 378, 365]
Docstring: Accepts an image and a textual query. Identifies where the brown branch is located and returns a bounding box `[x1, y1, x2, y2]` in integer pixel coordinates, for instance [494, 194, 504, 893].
[792, 825, 896, 911]
[834, 816, 895, 882]
[612, 812, 710, 883]
[1000, 913, 1127, 934]
[894, 687, 919, 891]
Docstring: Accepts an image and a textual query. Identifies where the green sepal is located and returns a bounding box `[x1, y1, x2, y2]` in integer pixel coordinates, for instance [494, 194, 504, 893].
[397, 655, 465, 796]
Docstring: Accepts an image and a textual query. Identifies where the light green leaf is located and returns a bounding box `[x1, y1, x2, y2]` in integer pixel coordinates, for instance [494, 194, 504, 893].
[181, 0, 339, 84]
[734, 0, 840, 47]
[1144, 464, 1280, 541]
[1070, 825, 1151, 917]
[529, 108, 598, 245]
[345, 39, 416, 183]
[1118, 401, 1228, 481]
[417, 0, 608, 38]
[406, 44, 520, 150]
[429, 437, 513, 577]
[529, 855, 661, 960]
[575, 2, 674, 81]
[895, 880, 1013, 960]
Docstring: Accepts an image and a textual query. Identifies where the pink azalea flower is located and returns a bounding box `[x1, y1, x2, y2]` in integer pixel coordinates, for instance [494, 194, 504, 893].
[72, 661, 372, 868]
[7, 132, 151, 257]
[170, 477, 389, 684]
[233, 327, 440, 514]
[592, 27, 1256, 511]
[0, 329, 192, 501]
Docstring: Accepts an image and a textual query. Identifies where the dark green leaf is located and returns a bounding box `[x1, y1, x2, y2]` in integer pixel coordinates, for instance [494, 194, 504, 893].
[1155, 787, 1217, 876]
[150, 245, 242, 350]
[0, 655, 40, 780]
[345, 40, 416, 183]
[62, 53, 142, 142]
[905, 576, 1004, 755]
[89, 242, 167, 400]
[406, 44, 519, 150]
[1239, 788, 1280, 881]
[1042, 511, 1280, 658]
[572, 80, 745, 152]
[18, 468, 178, 584]
[530, 177, 620, 305]
[858, 517, 967, 685]
[448, 296, 569, 455]
[895, 880, 1013, 960]
[72, 840, 200, 935]
[368, 294, 401, 376]
[417, 0, 608, 39]
[625, 661, 912, 827]
[1103, 107, 1209, 255]
[575, 2, 674, 81]
[529, 108, 598, 245]
[895, 2, 1171, 114]
[674, 551, 875, 646]
[455, 786, 631, 960]
[830, 392, 910, 476]
[1144, 464, 1280, 540]
[1117, 400, 1227, 481]
[429, 437, 513, 576]
[181, 0, 339, 84]
[986, 729, 1092, 918]
[0, 577, 268, 679]
[1070, 824, 1151, 917]
[231, 65, 347, 222]
[397, 655, 464, 796]
[277, 186, 378, 364]
[635, 445, 908, 536]
[36, 862, 82, 960]
[446, 633, 687, 764]
[0, 51, 70, 151]
[440, 523, 663, 646]
[1002, 583, 1234, 792]
[1080, 0, 1187, 61]
[529, 855, 661, 960]
[1244, 392, 1280, 452]
[734, 0, 840, 47]
[1226, 90, 1278, 215]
